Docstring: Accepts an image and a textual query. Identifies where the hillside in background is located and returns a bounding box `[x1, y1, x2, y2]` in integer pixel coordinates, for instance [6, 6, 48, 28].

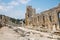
[0, 14, 25, 27]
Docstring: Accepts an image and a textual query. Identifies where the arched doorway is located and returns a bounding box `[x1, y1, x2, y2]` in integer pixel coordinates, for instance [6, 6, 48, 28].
[57, 12, 60, 27]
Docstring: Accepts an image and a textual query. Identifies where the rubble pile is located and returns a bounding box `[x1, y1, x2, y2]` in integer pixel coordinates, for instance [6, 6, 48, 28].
[0, 25, 60, 40]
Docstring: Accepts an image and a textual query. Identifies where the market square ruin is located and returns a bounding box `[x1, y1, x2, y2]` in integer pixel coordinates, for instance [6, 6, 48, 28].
[25, 4, 60, 31]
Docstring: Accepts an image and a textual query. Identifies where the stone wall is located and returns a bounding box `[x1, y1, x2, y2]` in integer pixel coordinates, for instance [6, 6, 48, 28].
[0, 15, 10, 26]
[25, 4, 60, 31]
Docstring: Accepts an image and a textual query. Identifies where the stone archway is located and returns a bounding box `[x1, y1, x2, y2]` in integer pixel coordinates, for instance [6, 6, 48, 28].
[57, 12, 60, 27]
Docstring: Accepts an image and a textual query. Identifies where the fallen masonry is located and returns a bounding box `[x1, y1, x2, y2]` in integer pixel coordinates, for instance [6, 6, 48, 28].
[0, 23, 60, 40]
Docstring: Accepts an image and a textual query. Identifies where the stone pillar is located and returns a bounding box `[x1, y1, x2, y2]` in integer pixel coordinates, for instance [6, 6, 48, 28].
[57, 24, 60, 30]
[52, 25, 56, 32]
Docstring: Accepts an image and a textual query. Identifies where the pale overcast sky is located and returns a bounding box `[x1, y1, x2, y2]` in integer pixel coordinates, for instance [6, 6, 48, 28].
[0, 0, 60, 19]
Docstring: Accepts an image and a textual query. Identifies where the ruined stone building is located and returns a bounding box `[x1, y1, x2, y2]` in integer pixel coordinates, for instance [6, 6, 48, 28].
[25, 4, 60, 31]
[0, 15, 9, 24]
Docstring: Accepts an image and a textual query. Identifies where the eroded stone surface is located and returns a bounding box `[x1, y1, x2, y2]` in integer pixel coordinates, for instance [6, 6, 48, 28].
[25, 4, 60, 31]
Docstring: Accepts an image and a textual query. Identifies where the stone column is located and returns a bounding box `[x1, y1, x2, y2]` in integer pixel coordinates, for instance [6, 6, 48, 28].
[52, 24, 56, 32]
[57, 24, 60, 30]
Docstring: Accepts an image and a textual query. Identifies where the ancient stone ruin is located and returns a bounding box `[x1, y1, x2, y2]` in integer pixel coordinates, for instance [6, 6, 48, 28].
[25, 4, 60, 31]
